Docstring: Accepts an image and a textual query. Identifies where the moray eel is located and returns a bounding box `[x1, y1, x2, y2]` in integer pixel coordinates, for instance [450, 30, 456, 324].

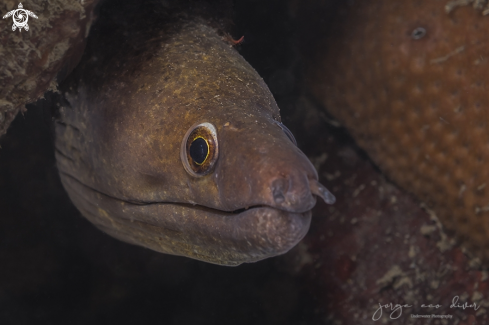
[301, 1, 489, 260]
[54, 2, 334, 266]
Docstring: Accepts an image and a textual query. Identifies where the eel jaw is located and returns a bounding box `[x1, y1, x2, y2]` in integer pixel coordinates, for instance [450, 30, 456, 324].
[60, 173, 313, 266]
[105, 205, 313, 266]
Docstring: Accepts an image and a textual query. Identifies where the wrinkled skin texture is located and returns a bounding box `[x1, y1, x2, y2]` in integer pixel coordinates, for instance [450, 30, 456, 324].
[55, 5, 331, 265]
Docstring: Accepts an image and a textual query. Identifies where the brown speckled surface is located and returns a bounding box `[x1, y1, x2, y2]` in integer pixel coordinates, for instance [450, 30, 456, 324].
[304, 0, 489, 261]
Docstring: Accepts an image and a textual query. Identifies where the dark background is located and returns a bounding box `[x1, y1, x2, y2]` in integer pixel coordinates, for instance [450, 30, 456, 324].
[2, 1, 486, 324]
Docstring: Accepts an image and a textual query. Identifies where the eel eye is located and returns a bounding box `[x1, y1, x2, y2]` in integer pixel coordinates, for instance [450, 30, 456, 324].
[181, 122, 219, 177]
[277, 122, 297, 146]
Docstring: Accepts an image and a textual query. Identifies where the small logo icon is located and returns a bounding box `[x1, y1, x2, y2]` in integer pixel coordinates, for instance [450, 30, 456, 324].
[3, 3, 38, 32]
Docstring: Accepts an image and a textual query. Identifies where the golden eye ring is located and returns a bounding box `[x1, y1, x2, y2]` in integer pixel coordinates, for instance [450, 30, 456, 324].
[180, 122, 219, 177]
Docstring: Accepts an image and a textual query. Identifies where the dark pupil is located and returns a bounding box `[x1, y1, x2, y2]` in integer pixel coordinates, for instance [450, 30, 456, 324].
[189, 138, 208, 164]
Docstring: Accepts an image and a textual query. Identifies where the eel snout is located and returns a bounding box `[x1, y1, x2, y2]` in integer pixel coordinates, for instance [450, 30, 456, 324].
[268, 168, 334, 211]
[215, 121, 335, 216]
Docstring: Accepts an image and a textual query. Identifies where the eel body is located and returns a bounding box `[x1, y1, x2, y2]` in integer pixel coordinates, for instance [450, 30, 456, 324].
[302, 1, 489, 260]
[55, 1, 333, 266]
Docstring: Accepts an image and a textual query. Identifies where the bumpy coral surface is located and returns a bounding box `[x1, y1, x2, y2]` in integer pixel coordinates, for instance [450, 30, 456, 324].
[305, 0, 489, 260]
[0, 0, 98, 137]
[288, 112, 487, 324]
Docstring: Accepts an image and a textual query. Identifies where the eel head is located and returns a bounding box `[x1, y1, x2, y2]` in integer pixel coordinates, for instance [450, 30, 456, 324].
[55, 19, 334, 265]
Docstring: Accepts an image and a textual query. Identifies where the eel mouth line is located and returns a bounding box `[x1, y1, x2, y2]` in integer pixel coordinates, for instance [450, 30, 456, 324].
[60, 170, 313, 265]
[59, 171, 322, 216]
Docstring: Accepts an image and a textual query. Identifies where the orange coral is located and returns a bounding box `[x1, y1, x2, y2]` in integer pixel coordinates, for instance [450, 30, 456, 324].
[305, 0, 489, 259]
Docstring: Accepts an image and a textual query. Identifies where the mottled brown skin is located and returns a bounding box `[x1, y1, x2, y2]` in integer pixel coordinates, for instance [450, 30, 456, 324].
[55, 7, 332, 265]
[304, 1, 489, 260]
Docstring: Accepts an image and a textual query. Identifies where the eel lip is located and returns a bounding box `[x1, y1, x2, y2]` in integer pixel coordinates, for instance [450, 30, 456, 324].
[60, 174, 313, 266]
[118, 204, 313, 266]
[213, 206, 313, 263]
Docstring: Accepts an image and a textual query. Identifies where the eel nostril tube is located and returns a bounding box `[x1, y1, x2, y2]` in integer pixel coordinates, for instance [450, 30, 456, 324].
[310, 179, 336, 205]
[271, 178, 289, 204]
